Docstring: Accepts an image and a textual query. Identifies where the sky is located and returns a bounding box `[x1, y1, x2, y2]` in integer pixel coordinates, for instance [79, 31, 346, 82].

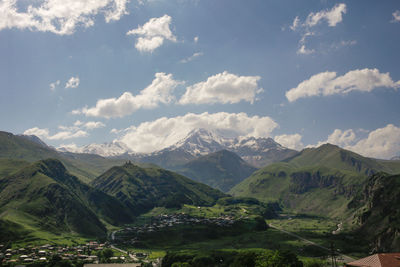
[1, 0, 400, 159]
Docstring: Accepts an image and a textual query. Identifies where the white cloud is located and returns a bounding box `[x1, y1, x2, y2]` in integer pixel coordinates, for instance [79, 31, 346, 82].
[83, 121, 106, 130]
[49, 130, 88, 140]
[24, 127, 50, 139]
[24, 127, 88, 140]
[24, 120, 105, 141]
[311, 124, 400, 159]
[349, 124, 400, 159]
[274, 134, 303, 150]
[392, 10, 400, 23]
[179, 71, 263, 105]
[305, 3, 346, 27]
[194, 36, 199, 43]
[290, 4, 346, 55]
[65, 76, 80, 88]
[75, 72, 182, 118]
[290, 16, 300, 31]
[286, 68, 400, 102]
[0, 0, 130, 35]
[297, 44, 315, 55]
[180, 52, 203, 63]
[126, 14, 177, 52]
[49, 80, 60, 91]
[315, 129, 356, 148]
[119, 112, 278, 153]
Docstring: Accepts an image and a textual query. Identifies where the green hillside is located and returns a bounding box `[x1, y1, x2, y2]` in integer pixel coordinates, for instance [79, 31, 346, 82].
[0, 131, 127, 182]
[173, 150, 258, 192]
[230, 144, 400, 218]
[0, 159, 133, 242]
[91, 162, 226, 216]
[285, 144, 393, 174]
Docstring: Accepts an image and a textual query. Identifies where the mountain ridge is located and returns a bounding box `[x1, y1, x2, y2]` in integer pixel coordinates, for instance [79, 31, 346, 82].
[173, 149, 258, 192]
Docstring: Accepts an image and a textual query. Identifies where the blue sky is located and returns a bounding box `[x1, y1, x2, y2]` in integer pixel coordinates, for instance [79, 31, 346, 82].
[1, 0, 400, 159]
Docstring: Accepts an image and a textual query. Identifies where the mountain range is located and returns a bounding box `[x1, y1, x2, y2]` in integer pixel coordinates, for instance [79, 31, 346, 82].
[59, 128, 298, 169]
[1, 129, 400, 251]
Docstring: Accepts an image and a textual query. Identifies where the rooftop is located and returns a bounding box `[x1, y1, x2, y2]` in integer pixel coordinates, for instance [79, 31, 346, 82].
[346, 253, 400, 267]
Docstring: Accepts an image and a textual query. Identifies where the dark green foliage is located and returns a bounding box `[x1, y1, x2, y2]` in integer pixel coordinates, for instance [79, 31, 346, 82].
[0, 219, 30, 242]
[255, 250, 303, 267]
[173, 150, 258, 192]
[216, 197, 279, 219]
[162, 249, 302, 267]
[91, 162, 226, 216]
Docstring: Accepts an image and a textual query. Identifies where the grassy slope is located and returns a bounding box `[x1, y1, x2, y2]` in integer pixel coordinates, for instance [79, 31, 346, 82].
[0, 159, 135, 243]
[173, 150, 257, 192]
[230, 144, 400, 218]
[0, 131, 127, 183]
[91, 162, 226, 216]
[0, 158, 30, 178]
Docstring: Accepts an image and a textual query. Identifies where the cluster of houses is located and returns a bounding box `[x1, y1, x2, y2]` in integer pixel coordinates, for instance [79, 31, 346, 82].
[113, 213, 237, 245]
[126, 213, 236, 233]
[0, 241, 125, 264]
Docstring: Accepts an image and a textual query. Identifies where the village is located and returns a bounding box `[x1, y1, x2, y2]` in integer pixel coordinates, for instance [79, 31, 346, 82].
[0, 214, 239, 266]
[113, 213, 239, 245]
[0, 241, 153, 265]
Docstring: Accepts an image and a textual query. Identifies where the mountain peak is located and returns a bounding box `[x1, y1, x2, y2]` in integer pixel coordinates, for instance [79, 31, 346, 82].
[18, 134, 49, 147]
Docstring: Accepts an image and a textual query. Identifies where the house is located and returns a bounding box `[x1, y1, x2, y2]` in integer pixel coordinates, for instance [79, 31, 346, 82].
[345, 253, 400, 267]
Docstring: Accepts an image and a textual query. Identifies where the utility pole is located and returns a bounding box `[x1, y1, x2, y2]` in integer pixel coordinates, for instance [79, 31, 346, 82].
[330, 242, 337, 267]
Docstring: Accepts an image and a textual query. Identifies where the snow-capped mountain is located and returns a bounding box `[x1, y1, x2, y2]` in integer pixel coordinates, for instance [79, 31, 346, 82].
[165, 128, 226, 156]
[57, 141, 133, 157]
[56, 128, 298, 167]
[160, 128, 298, 167]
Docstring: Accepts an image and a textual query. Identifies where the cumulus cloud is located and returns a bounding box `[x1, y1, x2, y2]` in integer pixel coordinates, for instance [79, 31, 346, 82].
[349, 124, 400, 159]
[305, 3, 347, 27]
[24, 127, 88, 140]
[313, 125, 400, 160]
[74, 72, 182, 118]
[392, 10, 400, 23]
[0, 0, 130, 35]
[315, 129, 356, 148]
[118, 112, 278, 153]
[126, 14, 177, 52]
[180, 52, 203, 63]
[274, 134, 303, 150]
[179, 71, 263, 105]
[49, 80, 60, 91]
[286, 68, 400, 102]
[65, 76, 80, 88]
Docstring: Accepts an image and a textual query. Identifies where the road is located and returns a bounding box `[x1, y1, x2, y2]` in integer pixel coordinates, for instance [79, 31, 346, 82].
[268, 223, 356, 263]
[110, 231, 139, 261]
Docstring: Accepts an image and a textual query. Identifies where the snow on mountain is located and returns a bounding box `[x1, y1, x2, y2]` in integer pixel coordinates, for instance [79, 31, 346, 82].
[56, 128, 297, 167]
[161, 128, 298, 167]
[166, 128, 226, 156]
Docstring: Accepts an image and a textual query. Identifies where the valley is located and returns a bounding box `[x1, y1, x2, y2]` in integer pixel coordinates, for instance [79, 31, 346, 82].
[0, 130, 399, 266]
